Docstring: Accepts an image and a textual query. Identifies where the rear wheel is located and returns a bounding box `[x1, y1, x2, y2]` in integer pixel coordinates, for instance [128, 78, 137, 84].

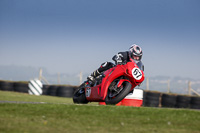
[105, 79, 132, 105]
[73, 83, 88, 104]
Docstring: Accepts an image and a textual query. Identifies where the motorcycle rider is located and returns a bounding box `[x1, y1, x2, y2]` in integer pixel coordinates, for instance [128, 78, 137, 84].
[87, 44, 144, 84]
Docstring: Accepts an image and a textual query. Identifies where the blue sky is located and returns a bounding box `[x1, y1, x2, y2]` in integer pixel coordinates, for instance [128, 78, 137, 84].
[0, 0, 200, 79]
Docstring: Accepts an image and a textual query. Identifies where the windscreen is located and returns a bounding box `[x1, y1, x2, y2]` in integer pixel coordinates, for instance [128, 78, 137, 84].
[136, 61, 144, 71]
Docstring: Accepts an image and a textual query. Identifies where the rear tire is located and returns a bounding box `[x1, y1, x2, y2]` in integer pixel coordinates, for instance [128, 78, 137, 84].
[105, 81, 132, 105]
[73, 83, 88, 104]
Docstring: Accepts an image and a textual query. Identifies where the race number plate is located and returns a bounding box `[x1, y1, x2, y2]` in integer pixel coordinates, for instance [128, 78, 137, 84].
[132, 68, 142, 80]
[86, 88, 91, 97]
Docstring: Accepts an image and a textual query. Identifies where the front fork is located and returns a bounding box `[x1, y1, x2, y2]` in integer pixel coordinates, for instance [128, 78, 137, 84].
[108, 78, 132, 98]
[117, 79, 131, 88]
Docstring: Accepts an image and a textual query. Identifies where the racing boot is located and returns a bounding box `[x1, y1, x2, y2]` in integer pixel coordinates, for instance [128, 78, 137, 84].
[87, 70, 101, 85]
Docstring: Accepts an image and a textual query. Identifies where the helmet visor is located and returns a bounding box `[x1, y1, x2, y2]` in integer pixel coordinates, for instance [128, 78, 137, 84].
[131, 54, 142, 61]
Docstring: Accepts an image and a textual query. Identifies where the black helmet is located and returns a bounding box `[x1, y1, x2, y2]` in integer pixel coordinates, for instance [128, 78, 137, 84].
[129, 44, 143, 61]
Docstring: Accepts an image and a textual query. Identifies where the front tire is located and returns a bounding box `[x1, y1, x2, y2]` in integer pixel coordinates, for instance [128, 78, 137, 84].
[105, 80, 132, 105]
[73, 83, 88, 104]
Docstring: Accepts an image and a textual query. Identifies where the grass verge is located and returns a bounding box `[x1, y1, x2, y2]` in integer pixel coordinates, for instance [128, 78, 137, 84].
[0, 91, 200, 133]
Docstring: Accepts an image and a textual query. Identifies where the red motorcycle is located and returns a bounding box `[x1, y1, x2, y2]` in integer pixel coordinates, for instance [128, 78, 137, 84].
[73, 58, 145, 105]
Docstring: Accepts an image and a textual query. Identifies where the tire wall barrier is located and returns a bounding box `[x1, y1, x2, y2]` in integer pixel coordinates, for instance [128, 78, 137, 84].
[190, 97, 200, 109]
[0, 80, 200, 109]
[14, 82, 29, 93]
[45, 85, 76, 97]
[161, 94, 177, 108]
[47, 85, 58, 96]
[42, 85, 50, 95]
[0, 81, 14, 91]
[56, 86, 76, 98]
[143, 90, 200, 109]
[143, 91, 161, 107]
[0, 80, 76, 98]
[176, 95, 191, 108]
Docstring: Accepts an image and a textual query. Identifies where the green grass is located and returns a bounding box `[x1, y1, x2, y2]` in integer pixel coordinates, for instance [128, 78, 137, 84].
[0, 90, 73, 104]
[0, 91, 200, 133]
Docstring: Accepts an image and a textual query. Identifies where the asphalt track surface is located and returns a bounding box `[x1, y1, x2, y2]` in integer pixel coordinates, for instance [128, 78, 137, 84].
[0, 101, 49, 104]
[0, 101, 99, 106]
[0, 101, 73, 105]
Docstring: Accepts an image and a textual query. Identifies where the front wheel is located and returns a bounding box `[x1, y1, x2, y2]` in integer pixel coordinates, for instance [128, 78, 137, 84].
[105, 80, 132, 105]
[73, 83, 88, 104]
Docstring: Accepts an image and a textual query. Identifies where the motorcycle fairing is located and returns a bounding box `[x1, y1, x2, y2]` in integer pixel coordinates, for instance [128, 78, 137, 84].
[85, 60, 145, 102]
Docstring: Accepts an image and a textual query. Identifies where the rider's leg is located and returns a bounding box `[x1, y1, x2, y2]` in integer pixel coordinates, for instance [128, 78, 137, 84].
[87, 62, 114, 82]
[87, 70, 101, 82]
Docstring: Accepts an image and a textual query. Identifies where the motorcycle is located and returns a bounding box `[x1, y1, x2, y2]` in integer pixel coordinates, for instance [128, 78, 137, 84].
[73, 58, 145, 105]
